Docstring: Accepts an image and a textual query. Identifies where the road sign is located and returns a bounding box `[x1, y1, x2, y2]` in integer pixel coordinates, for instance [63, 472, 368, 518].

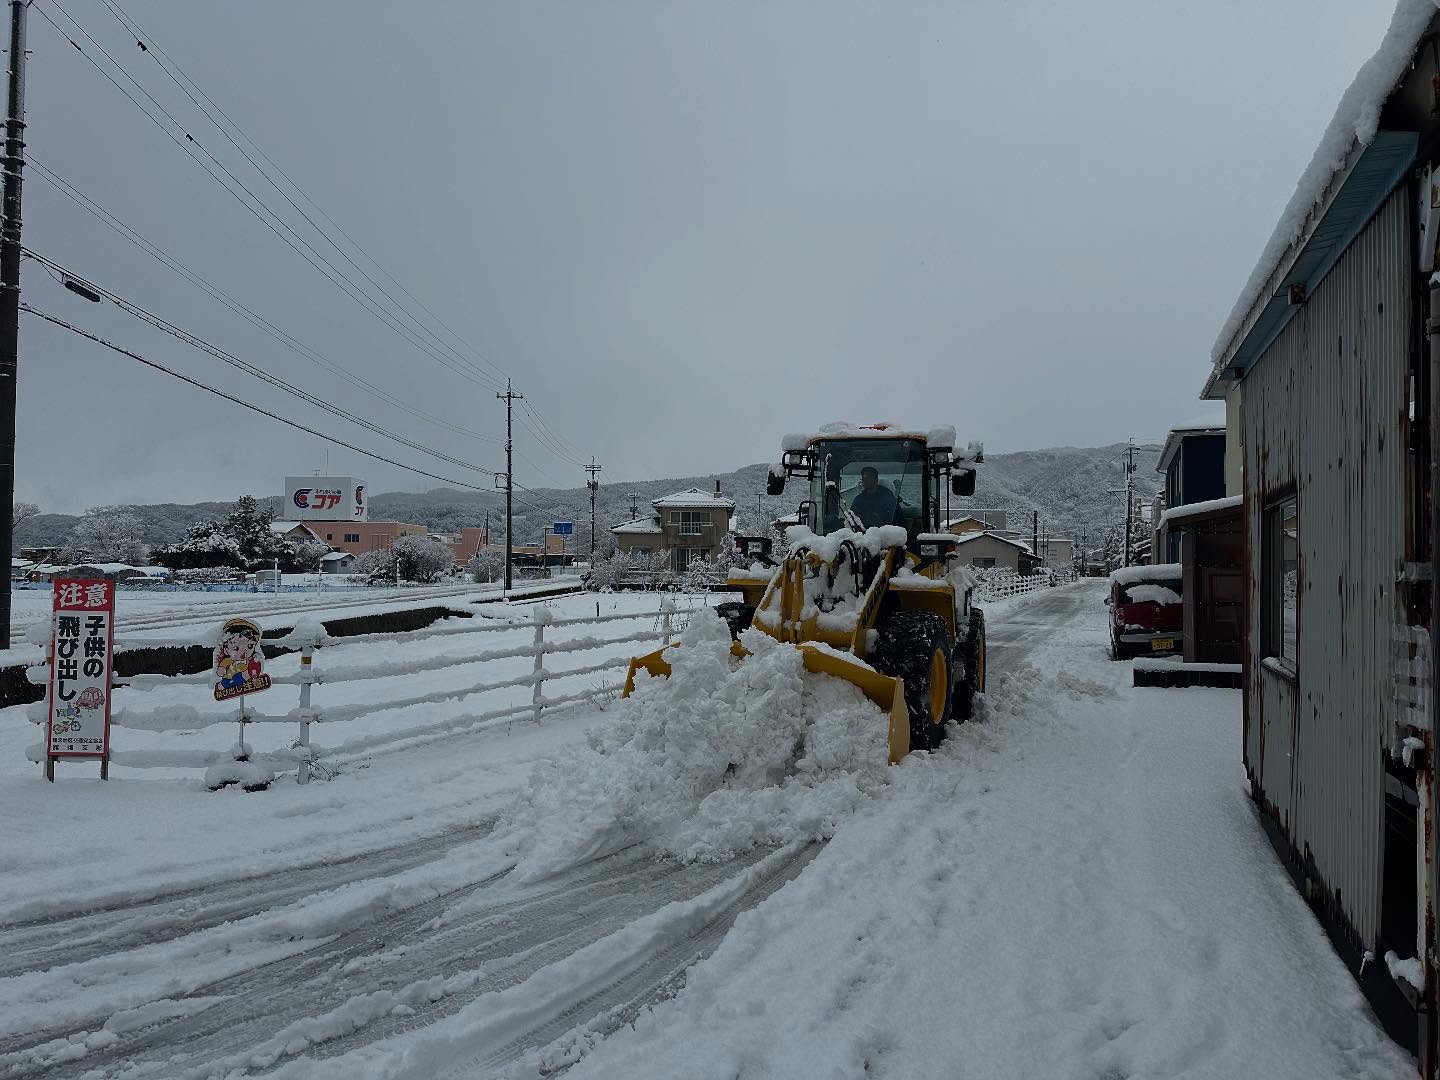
[552, 521, 574, 536]
[47, 578, 115, 764]
[213, 618, 273, 701]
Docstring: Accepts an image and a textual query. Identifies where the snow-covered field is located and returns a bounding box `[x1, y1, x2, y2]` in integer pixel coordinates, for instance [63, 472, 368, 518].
[0, 581, 1413, 1079]
[6, 576, 585, 650]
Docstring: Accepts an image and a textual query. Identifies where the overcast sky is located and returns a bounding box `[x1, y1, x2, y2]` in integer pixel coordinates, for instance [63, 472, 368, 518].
[14, 0, 1396, 513]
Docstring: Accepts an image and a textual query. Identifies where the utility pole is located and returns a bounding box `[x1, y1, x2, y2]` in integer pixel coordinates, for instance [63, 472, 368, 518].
[585, 459, 602, 556]
[1123, 437, 1136, 567]
[1032, 510, 1038, 564]
[0, 0, 28, 651]
[497, 380, 523, 593]
[483, 508, 490, 547]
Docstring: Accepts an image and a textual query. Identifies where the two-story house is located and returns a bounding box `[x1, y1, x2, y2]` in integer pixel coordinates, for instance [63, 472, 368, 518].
[610, 485, 735, 572]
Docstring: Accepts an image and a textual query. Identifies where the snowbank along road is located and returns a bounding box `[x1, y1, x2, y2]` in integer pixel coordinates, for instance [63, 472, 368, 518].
[0, 582, 1417, 1079]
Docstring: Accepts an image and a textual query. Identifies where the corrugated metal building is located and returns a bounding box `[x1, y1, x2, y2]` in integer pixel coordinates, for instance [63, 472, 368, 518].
[1204, 7, 1440, 1067]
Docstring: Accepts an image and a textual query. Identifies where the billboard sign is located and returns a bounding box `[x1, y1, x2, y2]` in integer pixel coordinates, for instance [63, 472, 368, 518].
[552, 521, 574, 537]
[47, 578, 115, 759]
[213, 618, 273, 701]
[285, 476, 367, 522]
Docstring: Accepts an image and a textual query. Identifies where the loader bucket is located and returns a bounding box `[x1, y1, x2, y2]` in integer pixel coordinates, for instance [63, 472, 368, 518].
[796, 645, 910, 764]
[623, 644, 675, 696]
[622, 639, 911, 764]
[622, 640, 748, 696]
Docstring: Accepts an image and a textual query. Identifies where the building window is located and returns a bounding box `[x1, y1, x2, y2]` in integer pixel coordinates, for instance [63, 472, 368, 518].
[972, 557, 996, 569]
[1264, 494, 1298, 666]
[344, 533, 360, 543]
[672, 547, 709, 573]
[326, 533, 333, 541]
[669, 511, 709, 536]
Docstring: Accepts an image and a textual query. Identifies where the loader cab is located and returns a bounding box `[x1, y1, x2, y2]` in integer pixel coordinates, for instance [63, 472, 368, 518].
[808, 438, 929, 539]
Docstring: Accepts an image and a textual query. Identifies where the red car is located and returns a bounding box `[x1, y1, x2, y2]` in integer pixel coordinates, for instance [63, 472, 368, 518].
[1106, 564, 1183, 660]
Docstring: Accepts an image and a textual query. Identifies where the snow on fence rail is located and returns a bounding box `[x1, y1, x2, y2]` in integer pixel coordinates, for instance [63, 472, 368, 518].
[972, 568, 1067, 602]
[24, 601, 686, 788]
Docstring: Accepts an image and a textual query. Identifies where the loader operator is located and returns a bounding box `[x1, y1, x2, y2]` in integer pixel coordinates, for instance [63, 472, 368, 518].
[850, 466, 898, 529]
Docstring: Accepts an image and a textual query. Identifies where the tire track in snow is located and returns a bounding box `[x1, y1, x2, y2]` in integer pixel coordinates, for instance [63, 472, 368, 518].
[5, 846, 811, 1079]
[0, 823, 494, 979]
[456, 842, 819, 1079]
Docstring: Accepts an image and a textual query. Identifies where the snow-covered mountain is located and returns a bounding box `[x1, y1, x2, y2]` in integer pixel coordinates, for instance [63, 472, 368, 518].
[14, 442, 1162, 554]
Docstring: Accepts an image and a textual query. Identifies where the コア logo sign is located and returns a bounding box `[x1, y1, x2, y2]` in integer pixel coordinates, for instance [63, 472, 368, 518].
[293, 488, 342, 511]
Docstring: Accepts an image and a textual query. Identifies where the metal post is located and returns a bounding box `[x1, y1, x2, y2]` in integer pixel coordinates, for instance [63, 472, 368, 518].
[0, 0, 28, 651]
[530, 610, 545, 724]
[236, 696, 248, 761]
[661, 598, 674, 645]
[296, 640, 313, 784]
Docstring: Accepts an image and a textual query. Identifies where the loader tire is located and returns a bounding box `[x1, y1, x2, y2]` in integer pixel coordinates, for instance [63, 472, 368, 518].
[954, 608, 986, 722]
[871, 610, 951, 752]
[714, 601, 755, 640]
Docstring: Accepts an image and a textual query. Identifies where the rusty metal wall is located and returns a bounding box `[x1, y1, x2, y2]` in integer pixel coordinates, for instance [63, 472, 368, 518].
[1241, 184, 1410, 946]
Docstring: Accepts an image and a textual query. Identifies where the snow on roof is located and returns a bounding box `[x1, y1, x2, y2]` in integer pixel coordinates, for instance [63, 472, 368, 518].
[953, 531, 1034, 555]
[1157, 418, 1227, 473]
[71, 563, 142, 574]
[321, 551, 353, 562]
[652, 487, 736, 510]
[1210, 0, 1437, 380]
[610, 517, 664, 535]
[1159, 495, 1243, 528]
[782, 423, 977, 456]
[1169, 404, 1228, 432]
[1110, 562, 1182, 586]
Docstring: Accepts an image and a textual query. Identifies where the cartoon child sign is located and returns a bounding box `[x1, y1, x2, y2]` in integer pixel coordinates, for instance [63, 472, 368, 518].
[213, 618, 273, 701]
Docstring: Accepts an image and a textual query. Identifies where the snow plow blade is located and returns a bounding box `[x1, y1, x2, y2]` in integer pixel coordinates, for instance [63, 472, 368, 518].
[622, 642, 910, 764]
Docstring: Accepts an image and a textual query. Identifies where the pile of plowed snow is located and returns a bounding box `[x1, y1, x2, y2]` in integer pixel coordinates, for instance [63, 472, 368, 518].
[504, 609, 889, 877]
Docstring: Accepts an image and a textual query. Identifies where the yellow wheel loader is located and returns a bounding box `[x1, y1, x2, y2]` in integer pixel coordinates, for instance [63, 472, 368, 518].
[624, 423, 988, 763]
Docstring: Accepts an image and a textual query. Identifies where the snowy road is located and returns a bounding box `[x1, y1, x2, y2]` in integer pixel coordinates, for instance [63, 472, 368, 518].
[0, 840, 816, 1079]
[0, 582, 1416, 1079]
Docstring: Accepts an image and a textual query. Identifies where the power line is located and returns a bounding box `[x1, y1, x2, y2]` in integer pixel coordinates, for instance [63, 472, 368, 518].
[33, 0, 508, 395]
[521, 400, 587, 465]
[26, 156, 504, 447]
[102, 0, 601, 477]
[23, 304, 494, 491]
[39, 0, 601, 498]
[96, 0, 514, 393]
[24, 248, 503, 477]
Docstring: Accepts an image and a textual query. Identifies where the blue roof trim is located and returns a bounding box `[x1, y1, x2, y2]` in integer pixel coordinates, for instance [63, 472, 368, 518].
[1225, 130, 1417, 383]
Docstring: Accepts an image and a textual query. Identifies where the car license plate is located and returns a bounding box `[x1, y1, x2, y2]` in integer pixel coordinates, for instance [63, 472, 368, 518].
[1151, 638, 1175, 651]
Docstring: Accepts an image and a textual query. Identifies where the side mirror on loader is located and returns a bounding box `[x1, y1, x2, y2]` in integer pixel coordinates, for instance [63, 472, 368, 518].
[767, 472, 786, 496]
[951, 469, 976, 497]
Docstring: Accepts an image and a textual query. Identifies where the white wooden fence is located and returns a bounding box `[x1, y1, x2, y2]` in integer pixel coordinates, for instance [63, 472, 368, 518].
[25, 601, 683, 787]
[972, 568, 1067, 602]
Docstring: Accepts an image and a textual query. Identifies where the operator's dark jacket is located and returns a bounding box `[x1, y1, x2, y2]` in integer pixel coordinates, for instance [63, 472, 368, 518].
[850, 486, 898, 529]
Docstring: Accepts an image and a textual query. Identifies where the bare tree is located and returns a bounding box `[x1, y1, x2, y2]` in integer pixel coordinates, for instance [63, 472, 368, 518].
[355, 534, 455, 584]
[11, 501, 39, 530]
[64, 507, 149, 565]
[469, 548, 505, 584]
[647, 548, 673, 591]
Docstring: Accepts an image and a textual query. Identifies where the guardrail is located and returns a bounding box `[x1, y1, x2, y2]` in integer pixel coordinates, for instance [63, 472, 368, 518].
[25, 600, 686, 789]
